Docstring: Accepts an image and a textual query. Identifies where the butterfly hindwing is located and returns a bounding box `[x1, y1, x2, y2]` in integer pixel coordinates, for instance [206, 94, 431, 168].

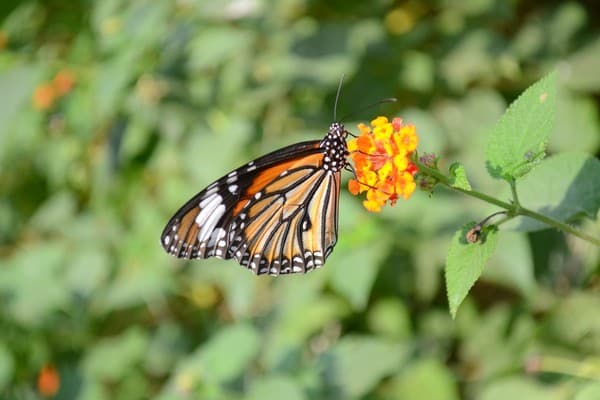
[229, 157, 341, 274]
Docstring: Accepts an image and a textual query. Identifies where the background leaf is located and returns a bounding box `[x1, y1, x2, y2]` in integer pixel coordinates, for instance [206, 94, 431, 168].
[1, 1, 599, 398]
[318, 336, 408, 398]
[505, 152, 600, 231]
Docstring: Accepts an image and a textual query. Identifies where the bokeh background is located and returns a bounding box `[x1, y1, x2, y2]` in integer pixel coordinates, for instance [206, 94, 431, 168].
[1, 0, 600, 399]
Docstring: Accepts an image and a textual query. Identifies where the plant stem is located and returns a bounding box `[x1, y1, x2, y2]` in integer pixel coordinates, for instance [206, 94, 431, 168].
[414, 158, 600, 246]
[509, 178, 521, 209]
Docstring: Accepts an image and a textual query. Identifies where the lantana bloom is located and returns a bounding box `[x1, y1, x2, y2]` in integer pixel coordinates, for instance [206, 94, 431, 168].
[347, 116, 418, 212]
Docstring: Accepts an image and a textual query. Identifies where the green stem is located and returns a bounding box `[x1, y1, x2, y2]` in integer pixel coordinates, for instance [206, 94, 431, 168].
[414, 158, 600, 246]
[509, 178, 521, 209]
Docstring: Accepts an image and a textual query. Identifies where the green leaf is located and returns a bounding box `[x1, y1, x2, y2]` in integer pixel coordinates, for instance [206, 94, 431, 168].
[245, 376, 306, 400]
[483, 232, 535, 296]
[187, 27, 253, 71]
[83, 327, 149, 382]
[262, 295, 348, 370]
[328, 239, 387, 311]
[547, 292, 600, 353]
[0, 243, 70, 327]
[0, 344, 14, 391]
[445, 224, 499, 318]
[448, 162, 472, 190]
[318, 336, 408, 398]
[575, 382, 600, 400]
[564, 37, 600, 92]
[0, 63, 40, 137]
[195, 323, 260, 383]
[479, 377, 563, 400]
[367, 298, 412, 340]
[551, 93, 600, 154]
[387, 358, 460, 400]
[505, 152, 600, 231]
[486, 71, 557, 180]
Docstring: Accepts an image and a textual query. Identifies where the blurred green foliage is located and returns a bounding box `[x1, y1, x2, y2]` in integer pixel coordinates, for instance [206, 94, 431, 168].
[0, 0, 599, 399]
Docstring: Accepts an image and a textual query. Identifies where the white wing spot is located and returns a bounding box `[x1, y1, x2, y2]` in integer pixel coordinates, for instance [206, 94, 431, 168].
[228, 184, 238, 194]
[196, 195, 226, 243]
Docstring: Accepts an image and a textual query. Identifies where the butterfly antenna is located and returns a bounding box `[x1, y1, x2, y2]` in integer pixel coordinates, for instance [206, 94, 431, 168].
[333, 75, 345, 122]
[340, 97, 397, 122]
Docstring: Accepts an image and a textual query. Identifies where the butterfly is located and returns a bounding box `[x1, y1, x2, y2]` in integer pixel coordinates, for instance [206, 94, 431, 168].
[160, 121, 350, 275]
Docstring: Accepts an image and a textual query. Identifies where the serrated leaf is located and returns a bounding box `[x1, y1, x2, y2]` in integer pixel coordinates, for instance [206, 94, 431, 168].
[505, 152, 600, 231]
[448, 162, 472, 190]
[486, 71, 557, 180]
[445, 224, 498, 318]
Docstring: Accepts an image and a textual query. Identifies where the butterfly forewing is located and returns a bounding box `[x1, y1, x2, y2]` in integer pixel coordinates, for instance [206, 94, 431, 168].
[161, 122, 349, 275]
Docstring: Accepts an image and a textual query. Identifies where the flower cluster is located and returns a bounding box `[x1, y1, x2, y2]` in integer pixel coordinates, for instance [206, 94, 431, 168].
[347, 116, 418, 212]
[32, 69, 76, 111]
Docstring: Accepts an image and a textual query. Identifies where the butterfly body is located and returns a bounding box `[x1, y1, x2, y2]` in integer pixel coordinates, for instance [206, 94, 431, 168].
[161, 122, 349, 275]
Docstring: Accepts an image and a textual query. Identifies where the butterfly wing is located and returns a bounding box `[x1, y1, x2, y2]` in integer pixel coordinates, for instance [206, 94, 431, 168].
[160, 140, 341, 275]
[229, 154, 341, 274]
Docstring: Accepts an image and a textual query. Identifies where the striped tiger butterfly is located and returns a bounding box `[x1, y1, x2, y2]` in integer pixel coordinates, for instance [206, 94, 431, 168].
[160, 81, 393, 275]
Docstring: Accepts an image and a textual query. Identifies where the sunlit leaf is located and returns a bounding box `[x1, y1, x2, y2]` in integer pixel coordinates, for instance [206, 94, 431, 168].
[506, 152, 600, 231]
[487, 71, 556, 180]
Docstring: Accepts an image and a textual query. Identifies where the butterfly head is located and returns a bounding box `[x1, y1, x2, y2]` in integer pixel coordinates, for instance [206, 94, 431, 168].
[321, 122, 349, 172]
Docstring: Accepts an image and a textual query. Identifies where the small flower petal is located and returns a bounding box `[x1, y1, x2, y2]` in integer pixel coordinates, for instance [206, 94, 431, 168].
[371, 116, 389, 127]
[348, 179, 361, 195]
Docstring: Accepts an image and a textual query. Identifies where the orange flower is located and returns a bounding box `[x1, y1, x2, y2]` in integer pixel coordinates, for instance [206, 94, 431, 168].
[37, 364, 60, 397]
[347, 116, 418, 212]
[52, 69, 76, 96]
[32, 83, 57, 111]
